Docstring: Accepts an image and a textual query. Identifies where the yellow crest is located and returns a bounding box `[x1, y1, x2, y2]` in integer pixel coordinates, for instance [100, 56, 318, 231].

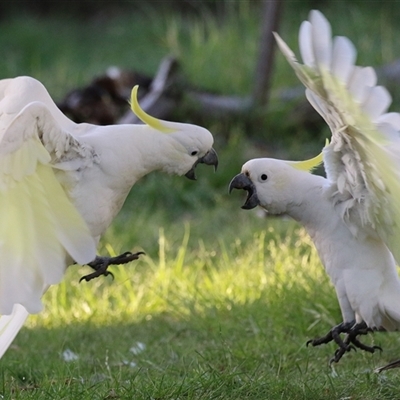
[285, 139, 329, 172]
[129, 86, 174, 133]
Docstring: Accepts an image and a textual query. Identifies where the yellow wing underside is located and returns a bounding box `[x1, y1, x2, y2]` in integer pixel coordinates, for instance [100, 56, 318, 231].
[275, 22, 400, 265]
[0, 136, 96, 315]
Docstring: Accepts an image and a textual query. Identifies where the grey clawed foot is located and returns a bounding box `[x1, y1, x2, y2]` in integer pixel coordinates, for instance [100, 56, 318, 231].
[307, 321, 381, 364]
[329, 322, 382, 364]
[307, 320, 355, 349]
[80, 251, 145, 282]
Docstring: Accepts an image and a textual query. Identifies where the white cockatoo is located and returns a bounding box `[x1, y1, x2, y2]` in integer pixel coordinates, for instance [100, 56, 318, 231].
[230, 10, 400, 368]
[0, 76, 218, 359]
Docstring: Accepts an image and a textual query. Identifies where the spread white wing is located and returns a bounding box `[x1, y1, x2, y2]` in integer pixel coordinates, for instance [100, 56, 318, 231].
[0, 84, 97, 315]
[274, 10, 400, 262]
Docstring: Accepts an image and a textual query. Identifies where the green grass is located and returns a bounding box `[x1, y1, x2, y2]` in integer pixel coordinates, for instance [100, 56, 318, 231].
[3, 2, 400, 398]
[4, 216, 400, 399]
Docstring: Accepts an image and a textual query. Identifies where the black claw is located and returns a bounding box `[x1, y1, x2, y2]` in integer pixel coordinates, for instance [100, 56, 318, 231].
[306, 321, 352, 349]
[307, 320, 382, 364]
[79, 268, 114, 283]
[348, 335, 381, 354]
[80, 251, 145, 283]
[329, 343, 356, 365]
[104, 270, 115, 280]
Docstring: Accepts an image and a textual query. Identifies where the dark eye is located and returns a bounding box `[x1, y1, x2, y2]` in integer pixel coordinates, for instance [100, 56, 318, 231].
[191, 150, 198, 156]
[261, 174, 268, 181]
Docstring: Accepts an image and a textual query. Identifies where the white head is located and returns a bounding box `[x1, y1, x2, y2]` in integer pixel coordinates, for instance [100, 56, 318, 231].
[130, 86, 218, 179]
[229, 152, 323, 215]
[161, 122, 216, 178]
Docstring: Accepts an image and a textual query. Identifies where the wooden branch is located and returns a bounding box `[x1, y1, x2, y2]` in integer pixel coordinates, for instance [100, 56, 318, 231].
[184, 92, 252, 117]
[58, 53, 400, 129]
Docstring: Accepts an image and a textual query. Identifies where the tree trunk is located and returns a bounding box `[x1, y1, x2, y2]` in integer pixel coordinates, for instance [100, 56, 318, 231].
[252, 0, 284, 107]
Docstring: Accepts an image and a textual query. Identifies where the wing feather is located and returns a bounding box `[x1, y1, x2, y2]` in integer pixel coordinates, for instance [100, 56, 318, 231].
[275, 10, 400, 263]
[310, 10, 332, 68]
[348, 66, 377, 103]
[0, 305, 29, 359]
[361, 86, 391, 119]
[0, 96, 97, 315]
[331, 36, 356, 83]
[299, 22, 314, 67]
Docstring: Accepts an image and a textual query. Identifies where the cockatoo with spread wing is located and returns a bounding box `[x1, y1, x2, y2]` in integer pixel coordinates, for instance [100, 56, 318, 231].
[230, 10, 400, 368]
[0, 76, 217, 359]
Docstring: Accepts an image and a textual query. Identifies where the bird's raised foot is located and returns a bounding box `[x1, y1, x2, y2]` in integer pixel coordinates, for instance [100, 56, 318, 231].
[80, 251, 145, 282]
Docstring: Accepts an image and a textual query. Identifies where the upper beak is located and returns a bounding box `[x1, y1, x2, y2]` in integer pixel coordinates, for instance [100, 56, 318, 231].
[229, 173, 260, 210]
[185, 148, 219, 180]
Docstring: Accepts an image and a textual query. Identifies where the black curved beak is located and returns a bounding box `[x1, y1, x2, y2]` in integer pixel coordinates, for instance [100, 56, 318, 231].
[229, 173, 260, 210]
[185, 148, 219, 180]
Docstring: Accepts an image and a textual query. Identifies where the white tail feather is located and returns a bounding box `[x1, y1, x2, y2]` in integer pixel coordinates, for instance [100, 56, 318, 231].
[0, 304, 29, 358]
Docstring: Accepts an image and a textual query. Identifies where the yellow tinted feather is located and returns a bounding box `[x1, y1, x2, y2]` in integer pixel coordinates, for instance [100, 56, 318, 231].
[129, 86, 174, 133]
[0, 138, 96, 314]
[286, 139, 329, 172]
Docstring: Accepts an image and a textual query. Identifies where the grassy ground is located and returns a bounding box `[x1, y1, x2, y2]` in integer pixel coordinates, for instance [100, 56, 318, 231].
[3, 1, 400, 398]
[4, 217, 400, 399]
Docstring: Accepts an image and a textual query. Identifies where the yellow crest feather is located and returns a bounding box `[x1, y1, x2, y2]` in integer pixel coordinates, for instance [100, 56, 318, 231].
[129, 86, 174, 133]
[286, 139, 329, 172]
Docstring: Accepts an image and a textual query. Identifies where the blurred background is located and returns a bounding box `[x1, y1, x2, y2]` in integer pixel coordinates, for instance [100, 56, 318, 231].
[3, 1, 400, 397]
[2, 0, 399, 219]
[2, 0, 400, 159]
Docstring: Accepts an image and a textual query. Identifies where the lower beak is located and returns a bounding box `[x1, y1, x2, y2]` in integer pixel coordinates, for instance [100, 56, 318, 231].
[185, 148, 218, 180]
[229, 173, 260, 210]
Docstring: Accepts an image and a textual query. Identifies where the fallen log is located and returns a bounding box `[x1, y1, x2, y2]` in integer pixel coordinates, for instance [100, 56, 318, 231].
[56, 56, 400, 129]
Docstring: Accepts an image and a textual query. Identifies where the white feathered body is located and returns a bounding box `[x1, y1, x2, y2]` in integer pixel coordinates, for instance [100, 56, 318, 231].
[233, 9, 400, 335]
[1, 77, 213, 241]
[306, 207, 400, 332]
[242, 158, 400, 332]
[56, 124, 186, 239]
[0, 75, 216, 357]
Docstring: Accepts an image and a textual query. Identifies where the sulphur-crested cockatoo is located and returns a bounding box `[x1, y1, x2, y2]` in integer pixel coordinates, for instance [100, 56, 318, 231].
[0, 76, 217, 359]
[230, 10, 400, 367]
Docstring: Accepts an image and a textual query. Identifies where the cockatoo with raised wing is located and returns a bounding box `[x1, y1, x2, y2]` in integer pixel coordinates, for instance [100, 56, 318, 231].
[229, 10, 400, 368]
[0, 76, 217, 359]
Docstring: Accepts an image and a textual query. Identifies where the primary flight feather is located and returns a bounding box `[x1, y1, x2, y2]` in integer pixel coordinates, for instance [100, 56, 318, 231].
[230, 10, 400, 367]
[0, 76, 217, 358]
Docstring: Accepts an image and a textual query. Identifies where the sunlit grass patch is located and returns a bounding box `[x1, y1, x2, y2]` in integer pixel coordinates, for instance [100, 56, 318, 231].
[29, 220, 328, 328]
[4, 217, 399, 399]
[3, 219, 328, 394]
